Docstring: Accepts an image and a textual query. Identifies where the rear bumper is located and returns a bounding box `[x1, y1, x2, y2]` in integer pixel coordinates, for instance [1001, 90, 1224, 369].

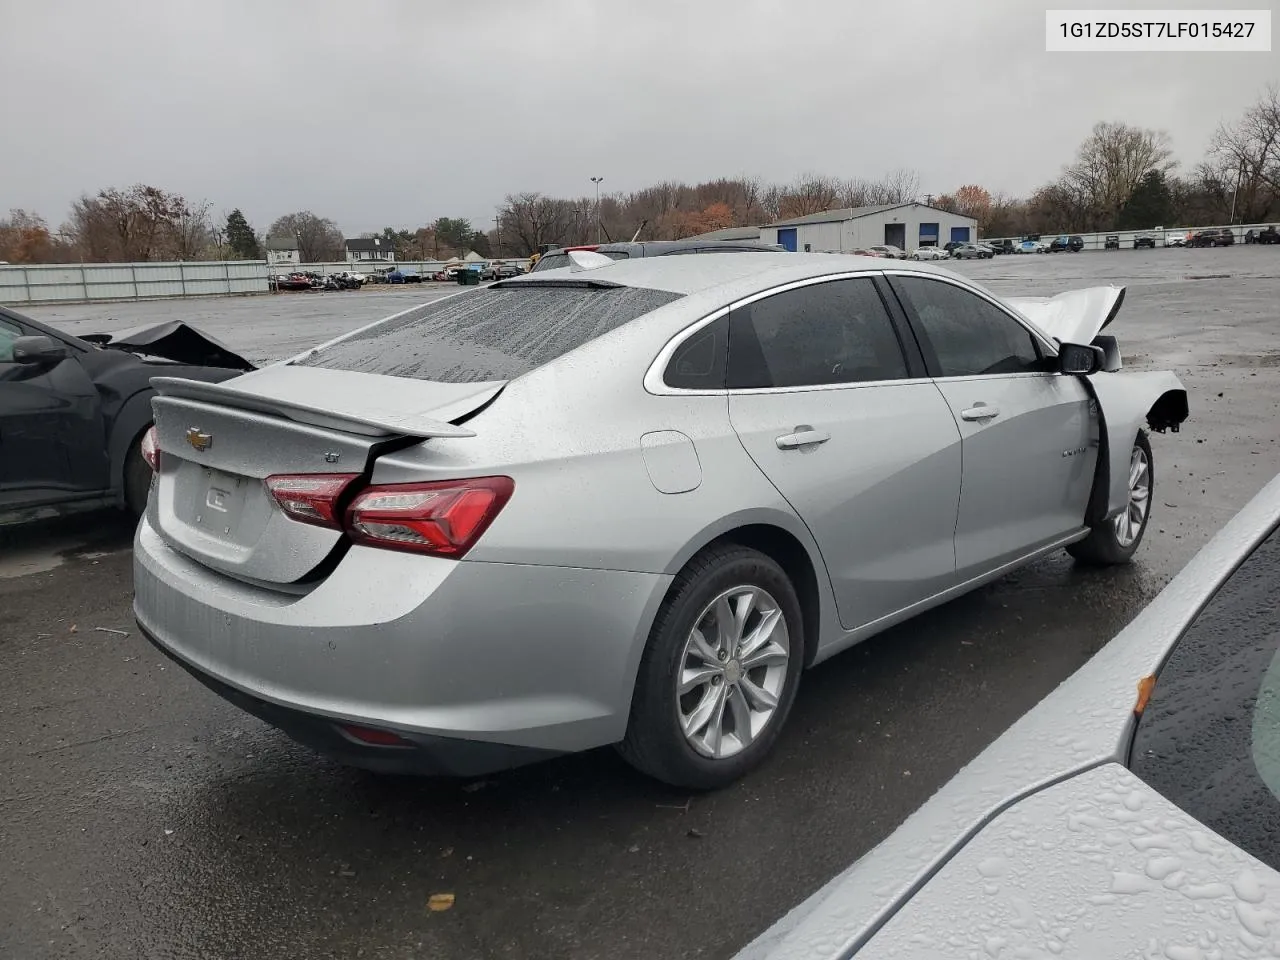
[134, 517, 671, 770]
[139, 622, 561, 776]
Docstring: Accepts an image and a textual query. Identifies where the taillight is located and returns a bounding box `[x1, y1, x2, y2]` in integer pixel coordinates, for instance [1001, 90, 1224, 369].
[140, 426, 160, 472]
[345, 476, 514, 557]
[264, 473, 360, 528]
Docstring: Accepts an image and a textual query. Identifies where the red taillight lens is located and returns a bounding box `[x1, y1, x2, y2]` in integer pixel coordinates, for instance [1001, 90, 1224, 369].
[345, 476, 514, 557]
[339, 724, 412, 747]
[140, 426, 160, 472]
[264, 473, 360, 528]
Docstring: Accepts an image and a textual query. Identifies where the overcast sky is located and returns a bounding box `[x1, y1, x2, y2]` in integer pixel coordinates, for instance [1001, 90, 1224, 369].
[1, 0, 1274, 236]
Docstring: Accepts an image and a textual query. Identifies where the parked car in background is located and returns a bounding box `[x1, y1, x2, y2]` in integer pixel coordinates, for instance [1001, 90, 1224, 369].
[1190, 227, 1235, 247]
[868, 244, 906, 259]
[132, 253, 1187, 789]
[909, 246, 949, 261]
[738, 473, 1280, 960]
[1165, 230, 1190, 247]
[493, 262, 525, 278]
[1015, 239, 1039, 254]
[849, 248, 884, 257]
[1245, 225, 1280, 244]
[1067, 234, 1084, 251]
[984, 238, 1014, 255]
[1133, 232, 1157, 249]
[950, 242, 992, 260]
[531, 239, 783, 272]
[1048, 235, 1071, 252]
[1104, 235, 1121, 250]
[0, 308, 253, 525]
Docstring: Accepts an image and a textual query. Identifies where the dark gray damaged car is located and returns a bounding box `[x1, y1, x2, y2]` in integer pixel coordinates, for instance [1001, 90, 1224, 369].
[0, 306, 253, 525]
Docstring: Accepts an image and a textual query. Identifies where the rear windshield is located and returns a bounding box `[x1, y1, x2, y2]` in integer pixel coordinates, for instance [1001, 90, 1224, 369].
[293, 284, 683, 383]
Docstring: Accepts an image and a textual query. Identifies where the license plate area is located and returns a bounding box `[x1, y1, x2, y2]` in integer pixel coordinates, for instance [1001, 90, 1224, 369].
[184, 466, 252, 540]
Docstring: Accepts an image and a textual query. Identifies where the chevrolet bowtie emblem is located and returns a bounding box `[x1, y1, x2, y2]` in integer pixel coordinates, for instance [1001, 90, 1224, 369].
[185, 427, 213, 452]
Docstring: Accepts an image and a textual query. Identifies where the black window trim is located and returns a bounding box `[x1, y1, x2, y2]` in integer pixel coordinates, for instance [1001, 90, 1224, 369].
[644, 271, 930, 397]
[882, 270, 1059, 382]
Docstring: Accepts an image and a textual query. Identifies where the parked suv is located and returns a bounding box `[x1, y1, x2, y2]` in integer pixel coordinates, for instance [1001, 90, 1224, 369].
[984, 238, 1015, 255]
[1104, 235, 1121, 250]
[1134, 233, 1157, 249]
[1189, 228, 1235, 247]
[530, 239, 783, 272]
[1048, 235, 1082, 253]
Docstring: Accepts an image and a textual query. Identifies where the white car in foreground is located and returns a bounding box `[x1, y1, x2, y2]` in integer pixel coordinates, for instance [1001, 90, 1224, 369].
[739, 473, 1280, 959]
[909, 246, 949, 260]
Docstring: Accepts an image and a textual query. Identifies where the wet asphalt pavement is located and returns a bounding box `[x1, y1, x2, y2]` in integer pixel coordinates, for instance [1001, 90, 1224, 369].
[3, 248, 1279, 959]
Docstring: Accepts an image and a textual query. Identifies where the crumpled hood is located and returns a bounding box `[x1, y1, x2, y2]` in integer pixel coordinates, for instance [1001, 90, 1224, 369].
[1003, 286, 1127, 345]
[81, 320, 255, 371]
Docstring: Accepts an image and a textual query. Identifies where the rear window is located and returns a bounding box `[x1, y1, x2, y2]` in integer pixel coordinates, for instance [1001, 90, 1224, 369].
[294, 284, 683, 383]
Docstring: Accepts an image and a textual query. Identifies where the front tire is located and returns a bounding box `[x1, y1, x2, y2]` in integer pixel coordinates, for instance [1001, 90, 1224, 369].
[617, 545, 803, 789]
[1068, 430, 1153, 566]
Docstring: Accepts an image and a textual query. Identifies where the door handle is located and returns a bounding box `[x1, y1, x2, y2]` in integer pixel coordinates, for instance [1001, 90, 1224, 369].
[960, 404, 1000, 422]
[775, 427, 831, 450]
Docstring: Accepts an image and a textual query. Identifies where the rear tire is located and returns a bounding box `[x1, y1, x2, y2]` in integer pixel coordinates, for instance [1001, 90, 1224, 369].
[123, 432, 153, 519]
[1068, 430, 1153, 566]
[617, 545, 804, 790]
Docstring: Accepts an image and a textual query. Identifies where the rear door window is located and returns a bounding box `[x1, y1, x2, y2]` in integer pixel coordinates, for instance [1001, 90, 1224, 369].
[727, 278, 909, 389]
[295, 284, 683, 383]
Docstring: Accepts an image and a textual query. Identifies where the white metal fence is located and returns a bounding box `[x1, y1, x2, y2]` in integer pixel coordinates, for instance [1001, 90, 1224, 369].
[981, 221, 1278, 250]
[0, 260, 269, 305]
[0, 258, 536, 306]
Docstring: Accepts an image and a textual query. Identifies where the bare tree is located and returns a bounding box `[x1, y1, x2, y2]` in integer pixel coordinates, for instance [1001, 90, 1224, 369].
[1206, 84, 1280, 222]
[776, 173, 840, 219]
[267, 212, 344, 262]
[499, 192, 574, 253]
[1062, 122, 1174, 229]
[874, 168, 922, 205]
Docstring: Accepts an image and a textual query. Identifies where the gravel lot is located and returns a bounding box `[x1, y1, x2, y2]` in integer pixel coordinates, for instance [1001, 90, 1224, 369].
[3, 246, 1279, 960]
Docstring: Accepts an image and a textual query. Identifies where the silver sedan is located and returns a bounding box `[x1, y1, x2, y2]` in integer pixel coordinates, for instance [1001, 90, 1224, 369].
[133, 252, 1188, 788]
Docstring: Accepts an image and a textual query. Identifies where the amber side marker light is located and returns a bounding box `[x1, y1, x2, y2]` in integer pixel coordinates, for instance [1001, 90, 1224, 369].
[1134, 674, 1157, 716]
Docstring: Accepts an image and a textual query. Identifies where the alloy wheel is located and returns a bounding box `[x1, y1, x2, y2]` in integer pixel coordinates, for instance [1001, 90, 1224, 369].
[1114, 443, 1151, 548]
[677, 586, 790, 760]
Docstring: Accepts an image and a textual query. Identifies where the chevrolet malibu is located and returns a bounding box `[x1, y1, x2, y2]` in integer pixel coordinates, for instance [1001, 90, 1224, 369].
[134, 252, 1188, 789]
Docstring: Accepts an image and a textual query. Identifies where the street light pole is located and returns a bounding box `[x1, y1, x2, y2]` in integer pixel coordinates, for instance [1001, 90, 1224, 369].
[590, 176, 604, 244]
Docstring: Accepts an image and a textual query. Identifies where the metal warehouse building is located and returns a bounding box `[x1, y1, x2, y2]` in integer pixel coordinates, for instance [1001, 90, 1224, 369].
[759, 203, 978, 253]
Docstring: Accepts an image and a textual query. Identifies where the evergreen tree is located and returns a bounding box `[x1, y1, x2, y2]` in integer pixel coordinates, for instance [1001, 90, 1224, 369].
[225, 209, 261, 259]
[1118, 171, 1174, 230]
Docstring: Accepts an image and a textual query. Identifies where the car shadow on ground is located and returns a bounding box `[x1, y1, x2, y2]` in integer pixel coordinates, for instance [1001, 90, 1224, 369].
[0, 510, 137, 578]
[153, 553, 1159, 958]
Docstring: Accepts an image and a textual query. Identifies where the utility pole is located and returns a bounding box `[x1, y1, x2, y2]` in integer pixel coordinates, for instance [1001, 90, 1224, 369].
[493, 214, 502, 258]
[1229, 159, 1246, 225]
[590, 176, 604, 244]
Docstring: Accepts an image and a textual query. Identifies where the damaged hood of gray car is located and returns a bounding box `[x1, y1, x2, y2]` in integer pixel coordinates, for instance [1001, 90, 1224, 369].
[80, 320, 256, 371]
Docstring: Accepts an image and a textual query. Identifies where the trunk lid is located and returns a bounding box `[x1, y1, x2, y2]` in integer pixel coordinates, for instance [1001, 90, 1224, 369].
[148, 367, 503, 584]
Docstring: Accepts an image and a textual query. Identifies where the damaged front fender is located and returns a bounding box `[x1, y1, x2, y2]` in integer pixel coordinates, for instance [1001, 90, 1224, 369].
[1089, 371, 1189, 520]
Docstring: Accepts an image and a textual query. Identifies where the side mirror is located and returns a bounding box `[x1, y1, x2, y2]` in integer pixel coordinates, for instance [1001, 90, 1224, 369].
[1058, 342, 1104, 376]
[12, 335, 68, 366]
